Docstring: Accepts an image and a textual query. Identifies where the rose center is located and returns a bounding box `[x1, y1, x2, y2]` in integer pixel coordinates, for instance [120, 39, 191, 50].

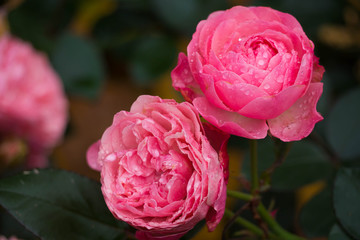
[245, 37, 278, 69]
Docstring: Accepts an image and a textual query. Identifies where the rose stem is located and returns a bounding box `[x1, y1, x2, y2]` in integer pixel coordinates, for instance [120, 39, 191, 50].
[224, 209, 265, 238]
[250, 139, 259, 193]
[256, 203, 306, 240]
[227, 190, 253, 201]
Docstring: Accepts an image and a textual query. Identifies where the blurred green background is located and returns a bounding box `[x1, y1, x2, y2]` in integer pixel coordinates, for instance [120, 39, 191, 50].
[1, 0, 360, 239]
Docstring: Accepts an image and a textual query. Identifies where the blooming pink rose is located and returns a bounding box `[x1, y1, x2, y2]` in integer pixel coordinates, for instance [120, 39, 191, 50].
[172, 6, 324, 142]
[87, 95, 229, 240]
[0, 35, 68, 168]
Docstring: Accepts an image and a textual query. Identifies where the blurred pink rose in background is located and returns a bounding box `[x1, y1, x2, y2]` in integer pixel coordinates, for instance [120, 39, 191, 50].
[87, 95, 229, 240]
[0, 35, 67, 168]
[172, 6, 324, 142]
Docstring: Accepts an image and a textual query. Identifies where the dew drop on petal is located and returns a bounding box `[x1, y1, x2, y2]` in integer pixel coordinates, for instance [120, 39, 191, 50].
[264, 84, 270, 90]
[258, 59, 265, 66]
[106, 153, 117, 161]
[281, 123, 297, 136]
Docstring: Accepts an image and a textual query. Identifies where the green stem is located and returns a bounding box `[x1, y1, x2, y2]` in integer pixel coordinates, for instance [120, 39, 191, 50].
[250, 139, 259, 193]
[227, 190, 253, 201]
[225, 209, 280, 240]
[224, 209, 263, 237]
[257, 203, 306, 240]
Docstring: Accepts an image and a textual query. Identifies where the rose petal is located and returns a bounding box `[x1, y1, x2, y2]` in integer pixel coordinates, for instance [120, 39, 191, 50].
[238, 84, 306, 119]
[211, 19, 238, 56]
[294, 52, 313, 86]
[250, 6, 282, 22]
[130, 95, 162, 114]
[202, 123, 230, 183]
[171, 53, 203, 102]
[206, 181, 226, 231]
[193, 97, 268, 139]
[268, 82, 323, 141]
[215, 80, 268, 111]
[86, 140, 101, 171]
[311, 56, 325, 83]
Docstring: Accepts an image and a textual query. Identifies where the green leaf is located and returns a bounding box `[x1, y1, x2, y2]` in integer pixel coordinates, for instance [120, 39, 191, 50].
[333, 168, 360, 239]
[329, 224, 353, 240]
[129, 35, 177, 86]
[326, 88, 360, 159]
[271, 141, 333, 190]
[150, 0, 229, 36]
[8, 0, 78, 53]
[0, 169, 126, 240]
[242, 138, 333, 190]
[51, 33, 105, 98]
[299, 186, 336, 237]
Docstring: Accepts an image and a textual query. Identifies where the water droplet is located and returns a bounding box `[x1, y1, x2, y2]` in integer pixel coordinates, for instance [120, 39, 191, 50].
[276, 77, 283, 83]
[311, 91, 315, 96]
[302, 110, 310, 118]
[281, 123, 297, 136]
[258, 59, 265, 66]
[106, 153, 117, 161]
[264, 84, 270, 90]
[238, 37, 242, 41]
[245, 90, 250, 96]
[263, 52, 268, 58]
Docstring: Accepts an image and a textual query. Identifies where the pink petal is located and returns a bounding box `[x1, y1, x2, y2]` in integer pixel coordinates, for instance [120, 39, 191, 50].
[202, 123, 230, 183]
[311, 56, 325, 83]
[211, 19, 238, 56]
[294, 52, 313, 86]
[130, 95, 162, 114]
[86, 140, 102, 171]
[223, 5, 258, 23]
[171, 53, 203, 101]
[250, 6, 282, 22]
[238, 84, 306, 119]
[215, 80, 268, 111]
[193, 97, 268, 139]
[206, 181, 226, 231]
[194, 56, 232, 111]
[268, 82, 323, 142]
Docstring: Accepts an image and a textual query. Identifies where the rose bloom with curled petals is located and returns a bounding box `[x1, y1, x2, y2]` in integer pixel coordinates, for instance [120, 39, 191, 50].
[87, 95, 229, 240]
[172, 6, 325, 142]
[0, 35, 67, 168]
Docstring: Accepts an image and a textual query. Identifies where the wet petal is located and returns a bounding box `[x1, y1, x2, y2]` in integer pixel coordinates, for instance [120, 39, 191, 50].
[193, 97, 268, 139]
[238, 84, 306, 119]
[268, 82, 323, 141]
[171, 53, 203, 102]
[86, 140, 101, 171]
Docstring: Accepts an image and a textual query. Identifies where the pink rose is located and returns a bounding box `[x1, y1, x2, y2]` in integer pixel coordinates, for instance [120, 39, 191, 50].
[172, 6, 324, 142]
[0, 35, 68, 168]
[87, 95, 229, 240]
